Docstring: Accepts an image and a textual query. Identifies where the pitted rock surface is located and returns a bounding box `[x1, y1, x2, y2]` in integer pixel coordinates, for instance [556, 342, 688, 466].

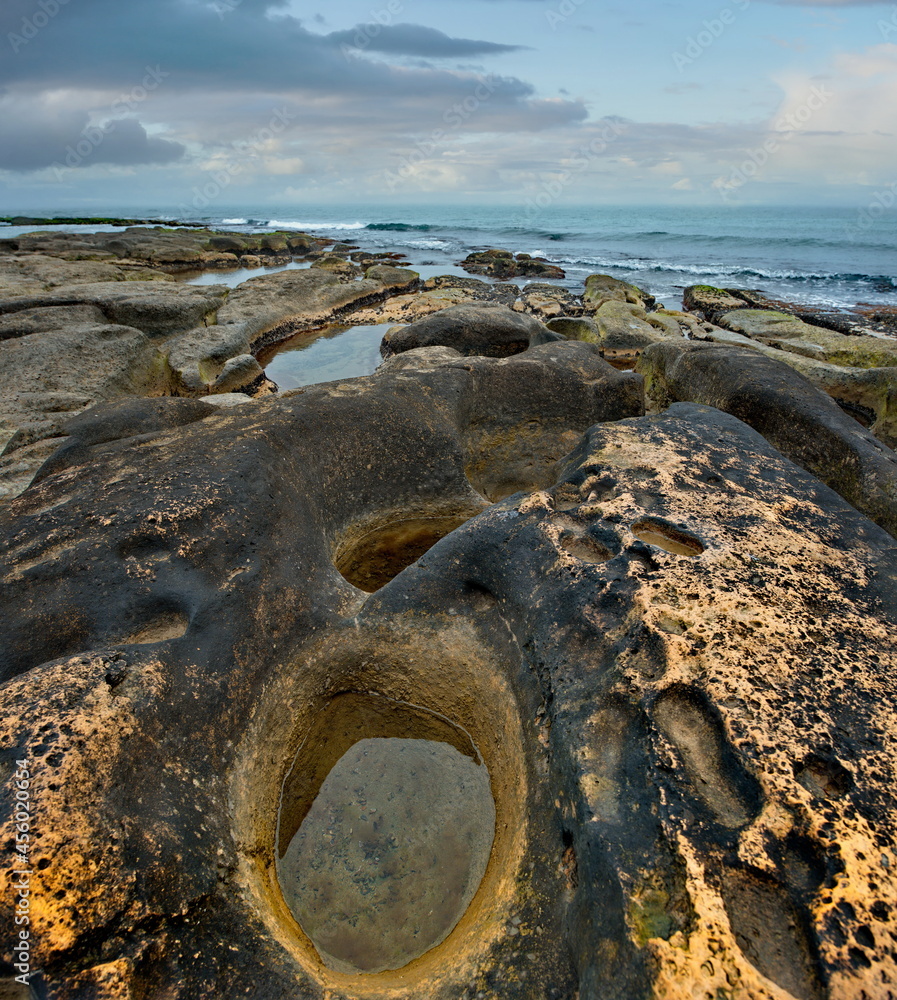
[0, 312, 895, 1000]
[636, 340, 897, 539]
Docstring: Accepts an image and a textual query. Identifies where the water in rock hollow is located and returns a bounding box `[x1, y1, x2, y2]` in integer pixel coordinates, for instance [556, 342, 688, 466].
[277, 736, 495, 975]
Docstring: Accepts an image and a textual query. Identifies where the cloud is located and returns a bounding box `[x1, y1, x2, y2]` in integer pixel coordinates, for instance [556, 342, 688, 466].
[0, 97, 185, 171]
[0, 0, 527, 99]
[0, 0, 583, 178]
[325, 24, 526, 57]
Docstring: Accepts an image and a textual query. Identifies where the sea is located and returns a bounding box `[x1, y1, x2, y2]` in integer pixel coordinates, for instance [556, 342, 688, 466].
[2, 203, 896, 313]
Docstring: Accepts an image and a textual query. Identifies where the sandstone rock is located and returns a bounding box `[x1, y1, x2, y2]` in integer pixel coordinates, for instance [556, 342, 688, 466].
[312, 256, 363, 277]
[4, 228, 328, 278]
[212, 354, 266, 394]
[201, 392, 254, 407]
[732, 288, 897, 338]
[215, 269, 389, 348]
[583, 273, 655, 311]
[682, 283, 747, 321]
[31, 397, 219, 486]
[0, 284, 229, 497]
[519, 283, 581, 319]
[261, 235, 289, 254]
[546, 316, 601, 342]
[196, 251, 241, 268]
[164, 324, 254, 395]
[0, 322, 168, 498]
[287, 235, 318, 254]
[145, 246, 206, 267]
[208, 235, 248, 253]
[719, 309, 897, 369]
[376, 345, 463, 373]
[0, 282, 227, 339]
[380, 302, 562, 359]
[645, 309, 685, 338]
[0, 254, 173, 297]
[0, 374, 894, 999]
[591, 300, 683, 363]
[519, 259, 566, 279]
[690, 323, 897, 448]
[363, 264, 419, 291]
[423, 274, 519, 299]
[636, 340, 897, 538]
[0, 304, 108, 340]
[684, 286, 897, 339]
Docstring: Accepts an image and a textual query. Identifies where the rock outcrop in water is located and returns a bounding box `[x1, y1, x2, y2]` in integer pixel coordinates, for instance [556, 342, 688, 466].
[459, 249, 566, 280]
[1, 231, 897, 1000]
[0, 225, 332, 273]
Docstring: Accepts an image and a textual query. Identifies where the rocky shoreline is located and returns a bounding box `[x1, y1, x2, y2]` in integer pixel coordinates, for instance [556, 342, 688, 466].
[1, 222, 896, 1000]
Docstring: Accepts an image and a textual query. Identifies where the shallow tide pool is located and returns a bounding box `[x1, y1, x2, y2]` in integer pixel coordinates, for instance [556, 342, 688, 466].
[262, 323, 393, 389]
[277, 736, 495, 975]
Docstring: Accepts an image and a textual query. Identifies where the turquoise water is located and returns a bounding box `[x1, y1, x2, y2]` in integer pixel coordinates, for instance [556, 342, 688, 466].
[181, 203, 897, 311]
[4, 203, 895, 310]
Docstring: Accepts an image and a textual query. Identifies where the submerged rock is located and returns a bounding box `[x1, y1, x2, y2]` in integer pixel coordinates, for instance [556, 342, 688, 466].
[278, 736, 495, 975]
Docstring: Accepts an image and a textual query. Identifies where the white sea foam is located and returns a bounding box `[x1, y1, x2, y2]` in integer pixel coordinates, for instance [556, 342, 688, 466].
[221, 218, 247, 225]
[267, 219, 366, 231]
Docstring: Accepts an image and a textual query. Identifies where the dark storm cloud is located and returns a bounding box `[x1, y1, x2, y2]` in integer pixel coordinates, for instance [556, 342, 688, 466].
[0, 102, 185, 170]
[1, 0, 533, 101]
[0, 0, 584, 174]
[325, 23, 525, 57]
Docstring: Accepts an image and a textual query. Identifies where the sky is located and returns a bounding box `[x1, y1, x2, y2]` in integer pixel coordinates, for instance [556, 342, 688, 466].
[1, 0, 896, 211]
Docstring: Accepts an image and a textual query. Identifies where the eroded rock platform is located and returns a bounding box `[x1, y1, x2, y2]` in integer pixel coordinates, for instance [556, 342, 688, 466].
[0, 238, 896, 1000]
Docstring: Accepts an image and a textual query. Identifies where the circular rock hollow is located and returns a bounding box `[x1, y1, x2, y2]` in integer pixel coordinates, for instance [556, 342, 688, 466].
[333, 506, 486, 592]
[232, 631, 526, 994]
[277, 694, 500, 976]
[277, 724, 495, 974]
